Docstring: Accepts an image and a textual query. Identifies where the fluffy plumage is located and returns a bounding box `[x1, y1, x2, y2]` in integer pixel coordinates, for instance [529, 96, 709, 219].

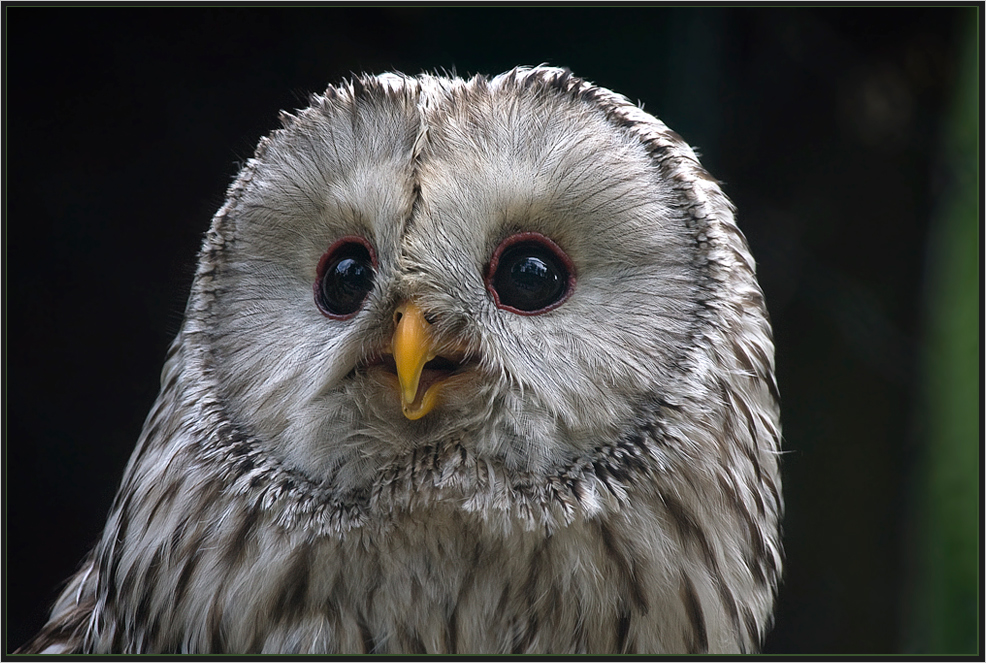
[21, 66, 782, 655]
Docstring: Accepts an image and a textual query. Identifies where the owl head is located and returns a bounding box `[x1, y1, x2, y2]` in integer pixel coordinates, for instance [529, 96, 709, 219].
[181, 66, 777, 534]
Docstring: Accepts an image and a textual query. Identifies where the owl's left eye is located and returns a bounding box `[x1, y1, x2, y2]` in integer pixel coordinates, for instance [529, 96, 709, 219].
[314, 236, 377, 319]
[486, 232, 575, 315]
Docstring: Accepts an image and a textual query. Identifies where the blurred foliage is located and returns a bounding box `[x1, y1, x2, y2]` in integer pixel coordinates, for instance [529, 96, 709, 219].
[908, 13, 980, 655]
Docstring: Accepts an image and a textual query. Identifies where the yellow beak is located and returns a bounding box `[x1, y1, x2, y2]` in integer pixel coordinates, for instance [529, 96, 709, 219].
[391, 301, 441, 420]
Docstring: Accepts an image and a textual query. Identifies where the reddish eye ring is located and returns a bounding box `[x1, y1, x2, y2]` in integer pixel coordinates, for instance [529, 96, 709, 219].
[485, 231, 576, 315]
[314, 235, 377, 320]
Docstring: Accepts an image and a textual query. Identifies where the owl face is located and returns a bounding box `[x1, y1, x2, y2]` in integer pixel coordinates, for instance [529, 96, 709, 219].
[204, 70, 710, 498]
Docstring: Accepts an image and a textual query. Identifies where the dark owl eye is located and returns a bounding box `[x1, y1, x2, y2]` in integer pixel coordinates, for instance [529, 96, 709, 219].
[486, 232, 575, 315]
[314, 237, 376, 319]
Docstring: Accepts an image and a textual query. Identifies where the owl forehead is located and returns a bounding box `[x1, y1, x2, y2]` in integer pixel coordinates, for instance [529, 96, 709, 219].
[415, 81, 648, 214]
[229, 69, 679, 283]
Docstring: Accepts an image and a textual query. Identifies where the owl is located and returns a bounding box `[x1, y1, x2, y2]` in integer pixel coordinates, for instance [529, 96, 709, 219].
[20, 66, 782, 655]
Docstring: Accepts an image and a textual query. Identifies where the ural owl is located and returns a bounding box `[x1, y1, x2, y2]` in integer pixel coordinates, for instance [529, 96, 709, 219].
[21, 66, 782, 654]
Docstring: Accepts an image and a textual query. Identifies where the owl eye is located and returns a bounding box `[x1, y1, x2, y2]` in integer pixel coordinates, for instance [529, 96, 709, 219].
[314, 237, 377, 319]
[487, 232, 575, 315]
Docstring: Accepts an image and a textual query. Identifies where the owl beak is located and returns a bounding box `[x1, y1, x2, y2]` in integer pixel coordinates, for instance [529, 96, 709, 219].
[391, 301, 441, 420]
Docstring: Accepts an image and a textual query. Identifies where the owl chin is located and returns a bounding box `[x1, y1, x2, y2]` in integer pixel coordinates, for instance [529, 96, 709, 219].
[298, 364, 563, 490]
[362, 351, 475, 421]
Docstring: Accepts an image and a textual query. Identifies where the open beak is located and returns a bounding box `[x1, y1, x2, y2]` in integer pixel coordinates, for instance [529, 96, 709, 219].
[391, 301, 442, 420]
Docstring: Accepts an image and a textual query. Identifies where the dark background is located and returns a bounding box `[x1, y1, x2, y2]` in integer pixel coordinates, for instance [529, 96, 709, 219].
[5, 7, 980, 655]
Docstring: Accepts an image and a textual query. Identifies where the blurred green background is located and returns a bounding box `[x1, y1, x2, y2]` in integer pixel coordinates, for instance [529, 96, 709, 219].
[5, 7, 980, 654]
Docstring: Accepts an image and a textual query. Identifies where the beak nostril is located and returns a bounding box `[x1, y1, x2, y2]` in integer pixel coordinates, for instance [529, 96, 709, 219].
[394, 311, 403, 324]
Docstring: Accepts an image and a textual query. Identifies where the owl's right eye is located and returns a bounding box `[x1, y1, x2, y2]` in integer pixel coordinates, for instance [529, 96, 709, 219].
[314, 237, 376, 319]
